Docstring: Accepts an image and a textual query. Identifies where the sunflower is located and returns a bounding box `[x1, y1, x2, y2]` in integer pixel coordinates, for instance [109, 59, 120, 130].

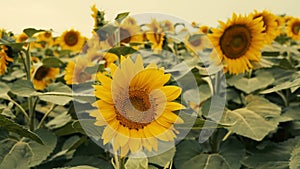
[86, 48, 118, 66]
[119, 17, 143, 45]
[0, 46, 14, 75]
[208, 13, 266, 75]
[145, 19, 165, 52]
[251, 10, 278, 44]
[32, 65, 59, 90]
[64, 57, 94, 84]
[90, 56, 184, 156]
[161, 20, 175, 33]
[185, 32, 211, 52]
[286, 17, 300, 41]
[86, 32, 113, 51]
[58, 29, 86, 52]
[15, 32, 29, 43]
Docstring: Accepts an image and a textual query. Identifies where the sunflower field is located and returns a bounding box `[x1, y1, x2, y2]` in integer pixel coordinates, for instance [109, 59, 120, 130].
[0, 4, 300, 169]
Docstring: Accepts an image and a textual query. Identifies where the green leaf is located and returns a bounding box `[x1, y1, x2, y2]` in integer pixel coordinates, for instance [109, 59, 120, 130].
[125, 152, 148, 169]
[72, 119, 103, 140]
[0, 82, 10, 96]
[42, 57, 64, 68]
[0, 141, 33, 169]
[260, 78, 300, 94]
[23, 28, 44, 37]
[45, 111, 72, 129]
[10, 80, 37, 97]
[242, 137, 300, 169]
[219, 138, 245, 169]
[174, 140, 202, 169]
[108, 46, 137, 56]
[221, 108, 277, 141]
[27, 128, 57, 167]
[68, 166, 99, 169]
[115, 12, 130, 23]
[220, 95, 281, 141]
[0, 114, 43, 144]
[39, 83, 73, 105]
[148, 147, 175, 167]
[245, 95, 281, 118]
[290, 142, 300, 169]
[66, 156, 113, 169]
[227, 71, 275, 94]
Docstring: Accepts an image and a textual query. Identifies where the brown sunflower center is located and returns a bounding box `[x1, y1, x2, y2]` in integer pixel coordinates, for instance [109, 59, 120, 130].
[115, 89, 156, 130]
[292, 22, 300, 35]
[120, 28, 131, 43]
[44, 32, 52, 38]
[34, 66, 49, 80]
[220, 24, 251, 59]
[64, 31, 79, 46]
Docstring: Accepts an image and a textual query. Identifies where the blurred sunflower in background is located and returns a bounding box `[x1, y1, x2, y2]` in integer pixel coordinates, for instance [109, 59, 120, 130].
[90, 56, 184, 156]
[185, 32, 211, 52]
[64, 57, 94, 84]
[119, 17, 144, 45]
[0, 46, 14, 75]
[161, 20, 175, 33]
[286, 17, 300, 41]
[208, 13, 266, 75]
[32, 65, 59, 90]
[86, 48, 118, 66]
[15, 32, 29, 43]
[58, 29, 86, 52]
[251, 10, 278, 44]
[145, 19, 165, 52]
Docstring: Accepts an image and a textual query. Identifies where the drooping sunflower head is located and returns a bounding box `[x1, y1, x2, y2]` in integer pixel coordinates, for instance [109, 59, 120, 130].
[0, 46, 14, 75]
[64, 56, 94, 85]
[91, 4, 107, 30]
[145, 19, 165, 52]
[251, 10, 278, 44]
[58, 29, 86, 52]
[32, 65, 59, 90]
[90, 55, 184, 156]
[208, 13, 266, 75]
[119, 17, 143, 44]
[286, 17, 300, 41]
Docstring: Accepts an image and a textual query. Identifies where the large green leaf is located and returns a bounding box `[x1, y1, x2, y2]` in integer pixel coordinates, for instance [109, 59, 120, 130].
[125, 152, 148, 169]
[227, 71, 274, 94]
[290, 142, 300, 169]
[27, 128, 57, 167]
[0, 114, 43, 144]
[220, 95, 281, 141]
[23, 28, 44, 37]
[242, 137, 300, 169]
[260, 77, 300, 94]
[219, 138, 245, 169]
[221, 108, 277, 141]
[45, 111, 72, 129]
[66, 156, 113, 169]
[174, 140, 202, 169]
[72, 119, 103, 140]
[0, 82, 10, 97]
[148, 147, 175, 167]
[42, 57, 64, 68]
[0, 141, 33, 169]
[38, 83, 73, 105]
[10, 80, 37, 97]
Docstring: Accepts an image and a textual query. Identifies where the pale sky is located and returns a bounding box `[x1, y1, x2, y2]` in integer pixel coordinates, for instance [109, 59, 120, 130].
[1, 0, 300, 37]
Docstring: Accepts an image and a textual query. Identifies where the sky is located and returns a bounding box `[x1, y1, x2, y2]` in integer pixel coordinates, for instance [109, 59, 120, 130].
[1, 0, 300, 37]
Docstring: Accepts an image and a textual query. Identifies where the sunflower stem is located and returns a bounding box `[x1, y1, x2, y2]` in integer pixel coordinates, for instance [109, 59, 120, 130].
[37, 104, 57, 129]
[23, 44, 35, 131]
[113, 151, 120, 169]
